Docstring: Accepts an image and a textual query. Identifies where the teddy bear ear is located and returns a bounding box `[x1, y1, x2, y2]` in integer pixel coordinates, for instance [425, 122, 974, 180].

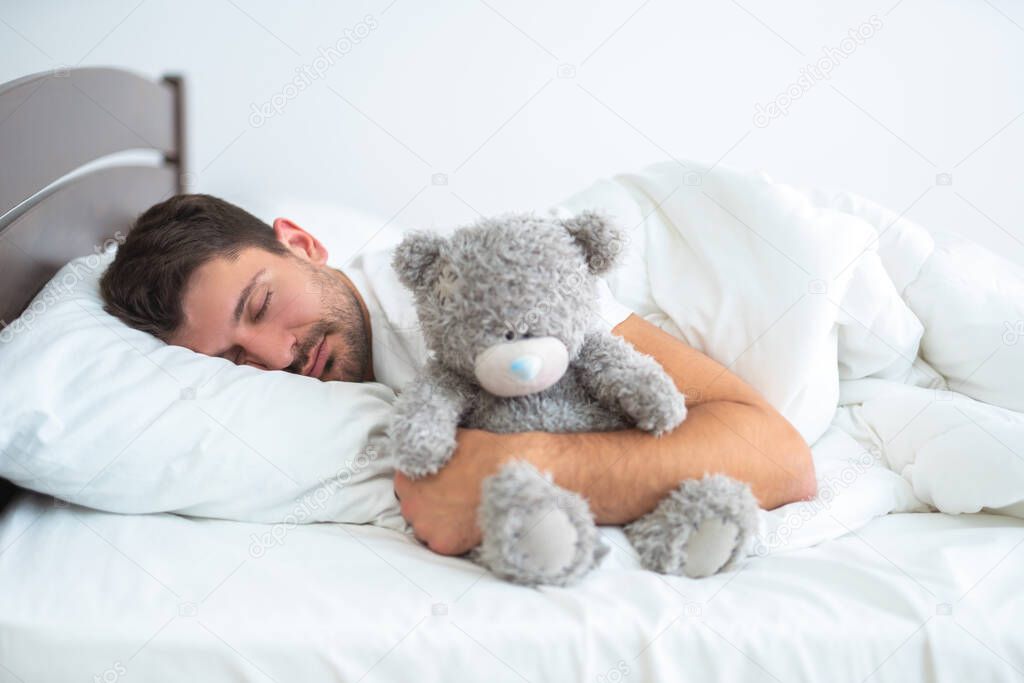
[392, 231, 445, 291]
[559, 210, 625, 276]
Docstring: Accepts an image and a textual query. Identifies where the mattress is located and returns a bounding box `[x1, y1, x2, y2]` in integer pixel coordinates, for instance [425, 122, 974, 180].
[1, 491, 1021, 682]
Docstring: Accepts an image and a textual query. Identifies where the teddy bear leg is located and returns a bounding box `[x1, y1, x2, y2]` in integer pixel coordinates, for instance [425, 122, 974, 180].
[624, 474, 759, 578]
[474, 460, 608, 587]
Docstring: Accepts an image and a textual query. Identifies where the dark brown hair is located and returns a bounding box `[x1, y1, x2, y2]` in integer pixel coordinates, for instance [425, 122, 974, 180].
[100, 194, 289, 340]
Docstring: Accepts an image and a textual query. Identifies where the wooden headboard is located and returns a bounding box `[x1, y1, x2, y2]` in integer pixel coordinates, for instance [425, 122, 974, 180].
[0, 67, 187, 510]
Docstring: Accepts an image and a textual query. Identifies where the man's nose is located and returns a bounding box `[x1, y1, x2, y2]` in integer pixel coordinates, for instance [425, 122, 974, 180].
[238, 326, 295, 370]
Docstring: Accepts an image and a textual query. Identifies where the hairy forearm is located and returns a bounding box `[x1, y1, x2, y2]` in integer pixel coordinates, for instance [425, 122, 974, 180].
[491, 400, 813, 523]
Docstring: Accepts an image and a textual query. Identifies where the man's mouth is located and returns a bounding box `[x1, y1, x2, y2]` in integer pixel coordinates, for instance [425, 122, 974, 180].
[303, 336, 328, 378]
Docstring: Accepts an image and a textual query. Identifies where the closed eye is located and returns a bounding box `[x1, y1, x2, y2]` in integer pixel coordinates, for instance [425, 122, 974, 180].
[253, 290, 272, 322]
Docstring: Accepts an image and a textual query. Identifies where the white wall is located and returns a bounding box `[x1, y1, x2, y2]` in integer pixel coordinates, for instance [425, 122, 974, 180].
[3, 0, 1022, 263]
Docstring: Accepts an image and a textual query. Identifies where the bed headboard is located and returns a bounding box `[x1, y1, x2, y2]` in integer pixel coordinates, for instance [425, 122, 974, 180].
[0, 67, 187, 510]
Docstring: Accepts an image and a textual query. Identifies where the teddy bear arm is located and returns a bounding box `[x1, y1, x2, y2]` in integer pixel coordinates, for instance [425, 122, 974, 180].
[576, 331, 688, 436]
[388, 371, 473, 479]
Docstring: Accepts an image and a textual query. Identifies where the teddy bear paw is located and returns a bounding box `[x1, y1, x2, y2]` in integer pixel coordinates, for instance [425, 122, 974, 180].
[625, 387, 687, 436]
[474, 460, 607, 586]
[624, 474, 759, 578]
[390, 431, 458, 479]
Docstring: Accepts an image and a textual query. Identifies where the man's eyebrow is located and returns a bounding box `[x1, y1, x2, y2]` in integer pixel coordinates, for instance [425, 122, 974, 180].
[233, 268, 267, 324]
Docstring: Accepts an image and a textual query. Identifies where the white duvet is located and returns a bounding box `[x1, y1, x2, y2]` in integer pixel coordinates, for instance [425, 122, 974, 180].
[553, 160, 1024, 555]
[3, 492, 1022, 682]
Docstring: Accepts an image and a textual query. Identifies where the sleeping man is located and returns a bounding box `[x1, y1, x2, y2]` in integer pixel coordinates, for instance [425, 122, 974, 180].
[100, 193, 817, 555]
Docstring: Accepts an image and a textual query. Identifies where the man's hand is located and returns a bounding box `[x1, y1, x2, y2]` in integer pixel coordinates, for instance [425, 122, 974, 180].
[392, 429, 508, 555]
[394, 314, 817, 556]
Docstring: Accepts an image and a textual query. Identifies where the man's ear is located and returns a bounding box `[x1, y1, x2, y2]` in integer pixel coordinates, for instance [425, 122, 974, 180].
[560, 210, 624, 275]
[273, 218, 329, 265]
[392, 231, 444, 291]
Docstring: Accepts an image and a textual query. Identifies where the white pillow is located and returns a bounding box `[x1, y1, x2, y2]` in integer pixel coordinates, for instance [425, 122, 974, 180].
[904, 233, 1024, 413]
[0, 248, 400, 527]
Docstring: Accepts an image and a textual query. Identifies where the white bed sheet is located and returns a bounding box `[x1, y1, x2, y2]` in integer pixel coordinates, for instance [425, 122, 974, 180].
[1, 492, 1022, 682]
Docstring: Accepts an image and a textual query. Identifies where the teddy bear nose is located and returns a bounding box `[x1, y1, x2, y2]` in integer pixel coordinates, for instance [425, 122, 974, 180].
[508, 355, 542, 381]
[474, 337, 569, 397]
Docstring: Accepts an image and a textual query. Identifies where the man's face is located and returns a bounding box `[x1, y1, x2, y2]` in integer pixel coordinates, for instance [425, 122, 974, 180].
[168, 218, 372, 382]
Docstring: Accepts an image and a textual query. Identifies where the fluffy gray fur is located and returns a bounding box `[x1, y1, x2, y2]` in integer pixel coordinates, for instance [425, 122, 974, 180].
[474, 460, 609, 585]
[624, 474, 760, 577]
[386, 210, 759, 586]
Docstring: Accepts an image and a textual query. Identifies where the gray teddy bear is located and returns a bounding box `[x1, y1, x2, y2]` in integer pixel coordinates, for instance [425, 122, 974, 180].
[387, 210, 759, 586]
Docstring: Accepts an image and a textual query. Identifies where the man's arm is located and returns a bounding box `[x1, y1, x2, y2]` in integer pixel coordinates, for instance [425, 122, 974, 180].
[394, 314, 816, 555]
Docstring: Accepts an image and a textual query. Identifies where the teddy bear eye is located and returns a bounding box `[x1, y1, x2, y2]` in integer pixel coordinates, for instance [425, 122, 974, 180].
[504, 330, 516, 341]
